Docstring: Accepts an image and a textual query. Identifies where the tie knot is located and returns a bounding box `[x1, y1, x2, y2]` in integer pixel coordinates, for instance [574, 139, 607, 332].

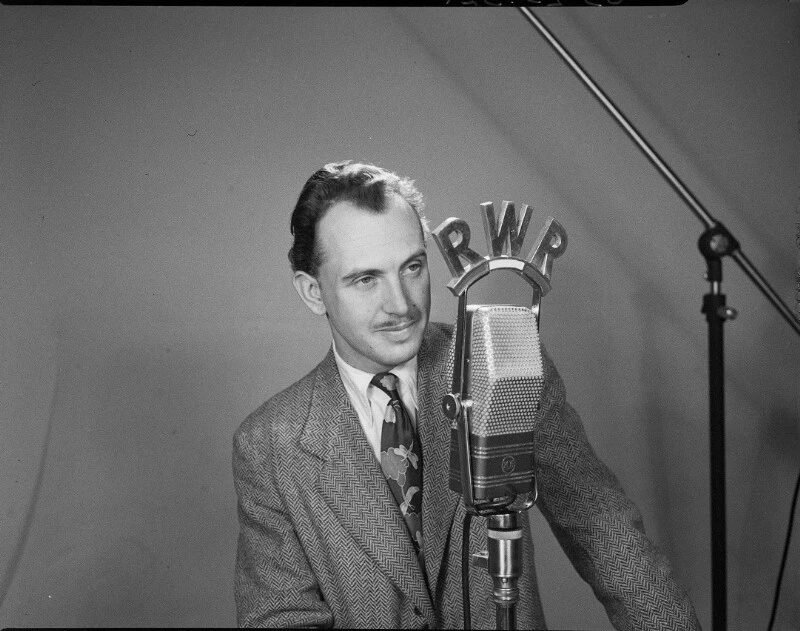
[371, 372, 399, 398]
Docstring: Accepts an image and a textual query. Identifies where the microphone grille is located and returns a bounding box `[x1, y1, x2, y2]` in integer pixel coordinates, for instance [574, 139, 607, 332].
[467, 305, 544, 437]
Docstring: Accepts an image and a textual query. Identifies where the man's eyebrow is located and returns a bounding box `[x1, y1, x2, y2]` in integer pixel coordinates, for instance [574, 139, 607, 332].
[405, 248, 428, 264]
[340, 249, 427, 283]
[341, 267, 382, 283]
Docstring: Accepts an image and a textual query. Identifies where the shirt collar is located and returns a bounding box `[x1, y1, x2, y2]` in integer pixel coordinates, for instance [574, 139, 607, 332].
[332, 340, 418, 405]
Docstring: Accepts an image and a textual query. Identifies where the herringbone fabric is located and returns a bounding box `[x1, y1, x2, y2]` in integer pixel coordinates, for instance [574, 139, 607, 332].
[371, 372, 424, 559]
[233, 322, 701, 629]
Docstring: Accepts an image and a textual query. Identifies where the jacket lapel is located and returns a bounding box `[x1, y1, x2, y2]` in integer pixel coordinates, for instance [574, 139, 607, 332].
[299, 348, 434, 618]
[416, 325, 462, 601]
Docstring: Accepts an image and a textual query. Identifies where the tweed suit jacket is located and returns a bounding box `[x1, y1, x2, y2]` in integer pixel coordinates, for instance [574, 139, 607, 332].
[233, 322, 700, 629]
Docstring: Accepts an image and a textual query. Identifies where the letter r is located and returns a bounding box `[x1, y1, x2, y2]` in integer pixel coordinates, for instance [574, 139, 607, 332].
[432, 218, 485, 277]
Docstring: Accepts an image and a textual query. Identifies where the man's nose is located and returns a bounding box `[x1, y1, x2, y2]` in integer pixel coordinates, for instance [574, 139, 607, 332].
[383, 277, 411, 316]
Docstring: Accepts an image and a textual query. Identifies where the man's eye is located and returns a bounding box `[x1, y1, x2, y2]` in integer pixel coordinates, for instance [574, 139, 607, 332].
[356, 276, 375, 286]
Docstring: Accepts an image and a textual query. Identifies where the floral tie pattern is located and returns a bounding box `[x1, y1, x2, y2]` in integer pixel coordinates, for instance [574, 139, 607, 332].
[370, 372, 424, 559]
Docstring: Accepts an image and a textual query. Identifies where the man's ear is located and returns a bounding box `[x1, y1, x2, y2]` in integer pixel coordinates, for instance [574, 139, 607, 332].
[292, 271, 327, 316]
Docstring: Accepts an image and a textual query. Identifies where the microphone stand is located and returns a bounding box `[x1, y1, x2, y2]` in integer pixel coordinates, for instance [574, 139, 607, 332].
[699, 223, 740, 631]
[518, 8, 800, 631]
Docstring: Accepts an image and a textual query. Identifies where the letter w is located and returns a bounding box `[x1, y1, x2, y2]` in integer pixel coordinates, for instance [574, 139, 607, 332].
[481, 201, 532, 258]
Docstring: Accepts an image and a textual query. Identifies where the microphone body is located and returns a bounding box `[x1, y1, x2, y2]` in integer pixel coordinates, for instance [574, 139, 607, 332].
[449, 304, 544, 503]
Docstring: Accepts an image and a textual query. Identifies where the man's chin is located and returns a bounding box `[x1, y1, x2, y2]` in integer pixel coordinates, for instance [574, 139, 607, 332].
[375, 322, 426, 365]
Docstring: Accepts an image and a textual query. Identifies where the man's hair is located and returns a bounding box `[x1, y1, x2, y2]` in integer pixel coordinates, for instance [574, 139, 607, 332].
[288, 160, 429, 276]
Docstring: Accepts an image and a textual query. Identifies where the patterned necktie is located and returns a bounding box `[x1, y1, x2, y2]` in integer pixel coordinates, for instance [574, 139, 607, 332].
[370, 372, 424, 558]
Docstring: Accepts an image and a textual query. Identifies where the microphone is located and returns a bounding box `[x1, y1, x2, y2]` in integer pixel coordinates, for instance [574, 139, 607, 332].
[432, 201, 566, 513]
[448, 304, 544, 504]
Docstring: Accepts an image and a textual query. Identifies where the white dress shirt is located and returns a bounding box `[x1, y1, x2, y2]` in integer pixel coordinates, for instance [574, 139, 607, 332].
[332, 341, 419, 461]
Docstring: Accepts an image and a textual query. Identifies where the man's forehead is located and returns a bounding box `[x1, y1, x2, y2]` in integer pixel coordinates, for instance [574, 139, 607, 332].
[320, 198, 422, 240]
[316, 197, 426, 270]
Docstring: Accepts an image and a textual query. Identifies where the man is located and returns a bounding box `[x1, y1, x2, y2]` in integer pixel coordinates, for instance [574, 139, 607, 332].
[233, 161, 700, 629]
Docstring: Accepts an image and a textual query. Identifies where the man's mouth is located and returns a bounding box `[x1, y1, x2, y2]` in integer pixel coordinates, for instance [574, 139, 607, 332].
[377, 319, 417, 333]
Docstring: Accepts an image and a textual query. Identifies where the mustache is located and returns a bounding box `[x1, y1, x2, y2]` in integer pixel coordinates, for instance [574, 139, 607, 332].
[375, 311, 422, 330]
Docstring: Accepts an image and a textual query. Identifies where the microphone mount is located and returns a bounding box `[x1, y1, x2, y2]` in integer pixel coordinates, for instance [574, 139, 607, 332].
[432, 202, 567, 516]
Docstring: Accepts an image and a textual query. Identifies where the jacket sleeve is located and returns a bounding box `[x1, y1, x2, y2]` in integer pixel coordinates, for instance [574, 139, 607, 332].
[232, 412, 333, 628]
[534, 346, 701, 631]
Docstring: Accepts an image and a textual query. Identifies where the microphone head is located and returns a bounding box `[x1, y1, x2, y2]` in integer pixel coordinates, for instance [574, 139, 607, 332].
[450, 305, 544, 502]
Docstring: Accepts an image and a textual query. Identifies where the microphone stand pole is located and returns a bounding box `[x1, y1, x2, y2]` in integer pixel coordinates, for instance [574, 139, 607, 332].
[698, 224, 740, 631]
[485, 512, 524, 630]
[517, 8, 800, 631]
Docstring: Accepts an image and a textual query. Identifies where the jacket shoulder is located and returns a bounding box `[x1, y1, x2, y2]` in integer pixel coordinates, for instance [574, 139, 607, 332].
[425, 321, 454, 348]
[233, 354, 331, 449]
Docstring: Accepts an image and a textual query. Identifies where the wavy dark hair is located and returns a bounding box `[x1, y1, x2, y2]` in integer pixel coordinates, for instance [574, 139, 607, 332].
[288, 161, 428, 276]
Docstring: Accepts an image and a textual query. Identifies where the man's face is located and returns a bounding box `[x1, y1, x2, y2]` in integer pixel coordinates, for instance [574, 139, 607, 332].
[306, 195, 431, 374]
